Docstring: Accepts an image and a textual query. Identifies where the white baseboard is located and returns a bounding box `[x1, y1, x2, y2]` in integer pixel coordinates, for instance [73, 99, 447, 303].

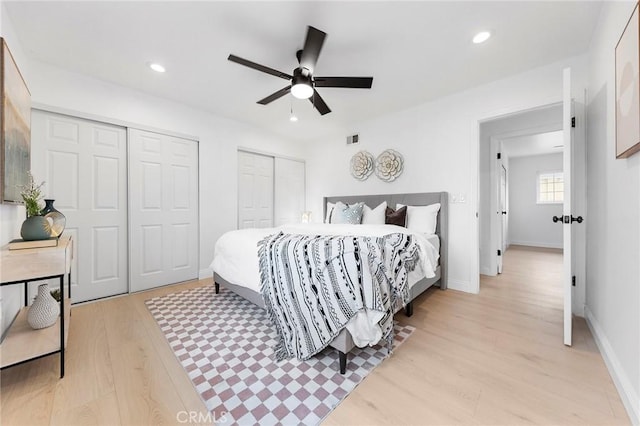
[584, 306, 639, 425]
[447, 279, 475, 294]
[509, 240, 563, 249]
[198, 268, 213, 280]
[573, 303, 585, 318]
[480, 266, 495, 276]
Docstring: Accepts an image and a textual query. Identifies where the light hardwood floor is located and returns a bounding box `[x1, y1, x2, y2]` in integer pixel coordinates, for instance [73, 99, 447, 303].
[1, 245, 630, 425]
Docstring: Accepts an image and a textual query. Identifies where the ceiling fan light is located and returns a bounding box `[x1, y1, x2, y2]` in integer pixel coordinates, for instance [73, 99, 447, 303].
[291, 83, 313, 99]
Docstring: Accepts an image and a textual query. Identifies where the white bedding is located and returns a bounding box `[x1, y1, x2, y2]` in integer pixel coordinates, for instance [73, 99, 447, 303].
[425, 233, 440, 253]
[211, 223, 439, 293]
[211, 223, 440, 347]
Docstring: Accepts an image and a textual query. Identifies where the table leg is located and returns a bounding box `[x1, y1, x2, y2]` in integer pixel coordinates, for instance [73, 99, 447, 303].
[59, 275, 65, 378]
[24, 282, 28, 306]
[68, 272, 72, 317]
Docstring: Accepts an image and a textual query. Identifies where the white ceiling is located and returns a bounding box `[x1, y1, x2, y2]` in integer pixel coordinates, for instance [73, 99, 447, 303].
[502, 131, 564, 158]
[5, 1, 602, 141]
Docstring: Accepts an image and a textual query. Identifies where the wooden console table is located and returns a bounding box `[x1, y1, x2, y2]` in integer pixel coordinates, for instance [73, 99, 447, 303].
[0, 235, 73, 378]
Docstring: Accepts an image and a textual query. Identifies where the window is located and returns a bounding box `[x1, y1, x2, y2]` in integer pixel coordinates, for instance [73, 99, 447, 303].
[537, 172, 564, 204]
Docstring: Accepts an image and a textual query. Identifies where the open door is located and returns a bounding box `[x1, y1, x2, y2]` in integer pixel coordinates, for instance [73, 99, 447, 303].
[497, 164, 507, 274]
[562, 68, 573, 346]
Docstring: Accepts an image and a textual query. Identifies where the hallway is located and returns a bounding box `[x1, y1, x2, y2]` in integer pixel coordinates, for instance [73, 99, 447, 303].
[483, 245, 564, 320]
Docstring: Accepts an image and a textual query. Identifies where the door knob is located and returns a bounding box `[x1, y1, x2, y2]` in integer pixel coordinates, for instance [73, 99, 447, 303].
[553, 215, 583, 224]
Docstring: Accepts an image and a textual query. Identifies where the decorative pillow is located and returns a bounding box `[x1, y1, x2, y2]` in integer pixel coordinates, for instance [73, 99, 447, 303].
[325, 202, 335, 223]
[330, 202, 365, 224]
[385, 206, 407, 227]
[361, 201, 387, 225]
[397, 203, 441, 234]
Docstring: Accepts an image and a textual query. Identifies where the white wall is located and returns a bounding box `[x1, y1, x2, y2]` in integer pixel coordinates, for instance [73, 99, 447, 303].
[0, 3, 29, 337]
[585, 1, 640, 423]
[306, 54, 587, 293]
[508, 153, 563, 248]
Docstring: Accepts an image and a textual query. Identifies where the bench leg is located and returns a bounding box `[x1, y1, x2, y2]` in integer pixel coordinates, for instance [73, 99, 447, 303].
[405, 301, 414, 317]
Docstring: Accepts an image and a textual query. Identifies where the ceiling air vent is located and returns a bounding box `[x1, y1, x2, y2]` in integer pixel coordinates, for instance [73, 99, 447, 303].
[346, 134, 359, 145]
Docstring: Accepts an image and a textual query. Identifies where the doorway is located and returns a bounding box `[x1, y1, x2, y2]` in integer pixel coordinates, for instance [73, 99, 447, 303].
[477, 94, 587, 346]
[500, 131, 565, 270]
[478, 103, 563, 277]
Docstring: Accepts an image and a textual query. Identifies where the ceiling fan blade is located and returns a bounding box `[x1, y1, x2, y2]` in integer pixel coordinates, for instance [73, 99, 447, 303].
[228, 54, 291, 80]
[313, 77, 373, 89]
[309, 89, 331, 115]
[299, 26, 327, 73]
[257, 86, 292, 105]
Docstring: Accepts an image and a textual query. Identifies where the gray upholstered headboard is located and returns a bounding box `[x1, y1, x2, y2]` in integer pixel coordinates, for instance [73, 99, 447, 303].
[323, 192, 448, 290]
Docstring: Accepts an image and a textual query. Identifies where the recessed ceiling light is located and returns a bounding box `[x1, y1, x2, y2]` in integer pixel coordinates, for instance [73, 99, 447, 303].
[473, 31, 491, 44]
[149, 63, 166, 73]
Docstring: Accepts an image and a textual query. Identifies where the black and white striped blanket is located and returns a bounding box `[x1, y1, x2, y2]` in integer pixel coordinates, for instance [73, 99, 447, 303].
[258, 232, 420, 361]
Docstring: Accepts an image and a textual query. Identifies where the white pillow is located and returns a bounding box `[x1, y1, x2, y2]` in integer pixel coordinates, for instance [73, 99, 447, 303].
[361, 201, 387, 225]
[325, 202, 335, 223]
[396, 203, 441, 234]
[330, 202, 364, 224]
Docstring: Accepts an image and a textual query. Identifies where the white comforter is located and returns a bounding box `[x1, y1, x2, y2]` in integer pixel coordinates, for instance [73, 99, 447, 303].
[210, 223, 440, 346]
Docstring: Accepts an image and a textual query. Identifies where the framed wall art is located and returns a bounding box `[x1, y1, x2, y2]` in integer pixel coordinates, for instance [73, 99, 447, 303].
[1, 37, 31, 203]
[615, 2, 640, 159]
[350, 151, 374, 181]
[375, 149, 403, 182]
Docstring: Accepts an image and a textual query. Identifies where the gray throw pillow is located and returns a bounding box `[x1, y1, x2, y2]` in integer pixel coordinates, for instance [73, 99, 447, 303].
[330, 202, 364, 224]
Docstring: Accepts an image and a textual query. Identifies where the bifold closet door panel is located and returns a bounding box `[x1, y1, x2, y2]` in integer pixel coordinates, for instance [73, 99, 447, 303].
[237, 151, 274, 229]
[128, 129, 199, 292]
[31, 110, 128, 302]
[274, 158, 305, 226]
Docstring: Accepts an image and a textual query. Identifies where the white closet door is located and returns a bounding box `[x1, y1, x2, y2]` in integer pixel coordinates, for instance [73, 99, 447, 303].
[237, 151, 274, 229]
[274, 158, 305, 226]
[128, 129, 199, 292]
[31, 110, 128, 302]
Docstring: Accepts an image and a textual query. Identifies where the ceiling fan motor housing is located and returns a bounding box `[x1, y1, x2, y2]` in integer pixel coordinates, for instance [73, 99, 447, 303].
[292, 68, 312, 85]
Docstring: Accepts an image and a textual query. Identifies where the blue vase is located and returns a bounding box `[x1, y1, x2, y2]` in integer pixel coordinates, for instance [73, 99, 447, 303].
[41, 199, 66, 237]
[20, 216, 52, 241]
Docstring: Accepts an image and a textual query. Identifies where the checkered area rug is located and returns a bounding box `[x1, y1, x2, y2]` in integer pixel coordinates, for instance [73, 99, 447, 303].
[146, 285, 414, 426]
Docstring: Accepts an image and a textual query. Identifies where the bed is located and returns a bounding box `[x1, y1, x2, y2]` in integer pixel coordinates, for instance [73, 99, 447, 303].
[211, 191, 448, 373]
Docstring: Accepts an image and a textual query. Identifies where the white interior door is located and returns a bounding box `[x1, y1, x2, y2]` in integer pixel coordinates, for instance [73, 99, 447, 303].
[562, 68, 573, 346]
[128, 129, 199, 292]
[31, 110, 128, 302]
[238, 151, 274, 229]
[498, 164, 507, 273]
[274, 158, 305, 226]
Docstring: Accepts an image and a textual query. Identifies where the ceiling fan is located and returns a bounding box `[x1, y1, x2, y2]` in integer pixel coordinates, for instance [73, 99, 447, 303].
[228, 26, 373, 116]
